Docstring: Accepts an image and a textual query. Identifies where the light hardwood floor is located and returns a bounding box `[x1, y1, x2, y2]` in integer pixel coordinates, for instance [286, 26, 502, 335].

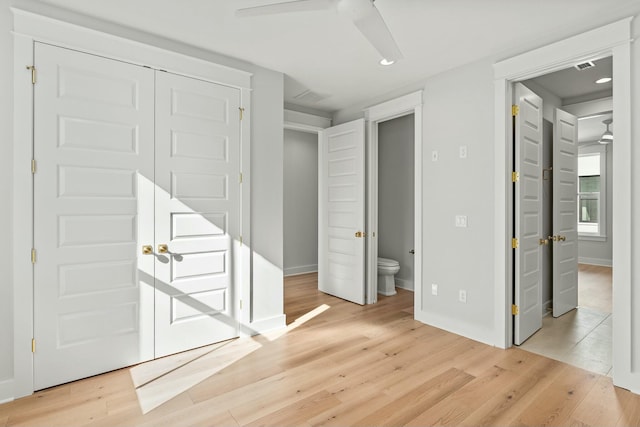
[1, 272, 639, 426]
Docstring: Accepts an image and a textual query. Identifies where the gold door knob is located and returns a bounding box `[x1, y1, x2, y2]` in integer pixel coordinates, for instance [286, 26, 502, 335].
[142, 245, 153, 255]
[558, 235, 566, 242]
[158, 244, 169, 254]
[539, 238, 549, 245]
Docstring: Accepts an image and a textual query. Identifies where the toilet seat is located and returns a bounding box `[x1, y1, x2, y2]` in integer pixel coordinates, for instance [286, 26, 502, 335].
[378, 257, 399, 268]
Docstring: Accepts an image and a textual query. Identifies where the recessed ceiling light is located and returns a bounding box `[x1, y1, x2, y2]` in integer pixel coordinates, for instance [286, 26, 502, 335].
[379, 58, 395, 66]
[596, 77, 612, 84]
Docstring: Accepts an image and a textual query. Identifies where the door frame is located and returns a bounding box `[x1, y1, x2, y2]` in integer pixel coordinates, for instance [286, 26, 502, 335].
[12, 9, 252, 399]
[364, 91, 423, 305]
[493, 18, 632, 390]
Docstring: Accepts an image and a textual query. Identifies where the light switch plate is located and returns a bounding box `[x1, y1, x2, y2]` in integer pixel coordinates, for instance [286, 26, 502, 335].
[459, 145, 468, 158]
[455, 215, 468, 228]
[431, 284, 438, 296]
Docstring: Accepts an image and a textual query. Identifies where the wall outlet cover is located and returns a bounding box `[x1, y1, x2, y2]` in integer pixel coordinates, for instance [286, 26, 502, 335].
[455, 215, 468, 228]
[431, 283, 438, 295]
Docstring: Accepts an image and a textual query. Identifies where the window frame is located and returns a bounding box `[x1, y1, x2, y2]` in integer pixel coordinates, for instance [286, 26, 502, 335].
[577, 143, 607, 241]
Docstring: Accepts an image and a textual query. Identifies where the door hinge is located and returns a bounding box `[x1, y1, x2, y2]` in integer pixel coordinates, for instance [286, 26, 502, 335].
[31, 248, 37, 264]
[512, 304, 519, 316]
[511, 238, 518, 249]
[239, 300, 243, 310]
[31, 338, 36, 353]
[512, 105, 519, 116]
[512, 171, 519, 182]
[239, 173, 243, 184]
[239, 107, 245, 121]
[26, 65, 36, 84]
[240, 235, 243, 246]
[31, 159, 37, 174]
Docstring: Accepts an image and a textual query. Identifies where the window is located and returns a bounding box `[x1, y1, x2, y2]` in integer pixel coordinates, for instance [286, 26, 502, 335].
[577, 145, 607, 239]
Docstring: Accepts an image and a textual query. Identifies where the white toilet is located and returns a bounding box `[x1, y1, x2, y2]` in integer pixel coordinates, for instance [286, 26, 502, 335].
[377, 257, 400, 296]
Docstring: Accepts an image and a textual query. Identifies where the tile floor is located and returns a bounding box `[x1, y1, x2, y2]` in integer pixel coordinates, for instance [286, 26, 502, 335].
[519, 264, 613, 376]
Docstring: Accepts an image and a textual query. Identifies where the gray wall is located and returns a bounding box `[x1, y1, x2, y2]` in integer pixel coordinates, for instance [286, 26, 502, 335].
[578, 143, 613, 265]
[541, 120, 553, 313]
[0, 1, 14, 391]
[283, 129, 318, 276]
[0, 1, 284, 398]
[378, 114, 415, 290]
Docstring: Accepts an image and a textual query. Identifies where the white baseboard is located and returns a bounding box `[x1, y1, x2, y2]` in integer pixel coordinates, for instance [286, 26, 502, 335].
[0, 378, 14, 404]
[284, 264, 318, 277]
[414, 310, 496, 348]
[242, 314, 287, 336]
[578, 257, 612, 267]
[395, 278, 414, 291]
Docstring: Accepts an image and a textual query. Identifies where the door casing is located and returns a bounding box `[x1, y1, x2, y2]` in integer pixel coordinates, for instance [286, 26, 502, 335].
[12, 9, 252, 399]
[364, 91, 423, 306]
[493, 18, 633, 391]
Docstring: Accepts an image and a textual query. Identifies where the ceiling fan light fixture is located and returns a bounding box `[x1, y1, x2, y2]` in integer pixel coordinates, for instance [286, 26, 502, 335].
[379, 58, 395, 66]
[595, 77, 612, 84]
[599, 119, 613, 144]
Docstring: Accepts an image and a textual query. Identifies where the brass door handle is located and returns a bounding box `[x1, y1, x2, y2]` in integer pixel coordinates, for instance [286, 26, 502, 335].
[409, 249, 415, 254]
[558, 235, 566, 242]
[158, 244, 169, 254]
[142, 245, 153, 255]
[539, 238, 549, 245]
[355, 231, 367, 238]
[548, 235, 557, 242]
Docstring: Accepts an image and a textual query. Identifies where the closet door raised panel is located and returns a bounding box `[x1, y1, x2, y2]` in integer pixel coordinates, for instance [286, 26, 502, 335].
[33, 43, 155, 390]
[154, 72, 240, 357]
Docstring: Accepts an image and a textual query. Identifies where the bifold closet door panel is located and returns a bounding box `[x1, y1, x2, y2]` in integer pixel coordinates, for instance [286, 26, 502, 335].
[154, 71, 241, 357]
[33, 42, 155, 390]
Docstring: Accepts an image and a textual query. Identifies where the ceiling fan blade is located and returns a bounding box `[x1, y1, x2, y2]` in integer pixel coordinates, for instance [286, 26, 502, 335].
[349, 1, 403, 62]
[236, 0, 332, 17]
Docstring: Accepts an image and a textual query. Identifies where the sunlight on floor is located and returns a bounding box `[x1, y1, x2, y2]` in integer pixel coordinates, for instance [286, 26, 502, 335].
[129, 303, 331, 414]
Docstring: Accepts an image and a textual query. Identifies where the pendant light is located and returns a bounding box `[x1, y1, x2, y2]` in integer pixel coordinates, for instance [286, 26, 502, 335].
[599, 119, 613, 145]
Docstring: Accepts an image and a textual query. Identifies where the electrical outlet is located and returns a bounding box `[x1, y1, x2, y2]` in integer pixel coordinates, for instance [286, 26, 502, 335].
[431, 283, 438, 296]
[455, 215, 468, 228]
[459, 145, 468, 158]
[459, 290, 467, 303]
[432, 150, 439, 161]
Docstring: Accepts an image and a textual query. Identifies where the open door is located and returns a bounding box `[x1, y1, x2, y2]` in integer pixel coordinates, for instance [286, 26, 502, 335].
[513, 83, 543, 345]
[318, 119, 366, 305]
[552, 108, 579, 317]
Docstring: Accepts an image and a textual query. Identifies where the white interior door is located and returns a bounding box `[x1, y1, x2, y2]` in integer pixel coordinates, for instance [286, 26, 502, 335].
[318, 119, 366, 305]
[154, 71, 241, 357]
[33, 43, 155, 389]
[513, 83, 543, 345]
[552, 108, 579, 317]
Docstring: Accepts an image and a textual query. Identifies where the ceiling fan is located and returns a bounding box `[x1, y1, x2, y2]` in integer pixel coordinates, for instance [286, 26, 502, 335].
[236, 0, 403, 64]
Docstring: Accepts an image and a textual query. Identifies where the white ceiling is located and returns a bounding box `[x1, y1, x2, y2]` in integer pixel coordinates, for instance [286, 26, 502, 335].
[37, 0, 640, 113]
[531, 56, 613, 103]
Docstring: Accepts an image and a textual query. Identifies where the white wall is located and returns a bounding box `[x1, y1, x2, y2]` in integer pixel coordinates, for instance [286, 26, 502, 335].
[419, 59, 497, 343]
[0, 1, 285, 400]
[0, 2, 14, 393]
[283, 129, 318, 276]
[630, 16, 640, 375]
[378, 114, 415, 290]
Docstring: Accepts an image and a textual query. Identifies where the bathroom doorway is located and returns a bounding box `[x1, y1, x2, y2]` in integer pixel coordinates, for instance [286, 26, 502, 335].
[376, 114, 415, 296]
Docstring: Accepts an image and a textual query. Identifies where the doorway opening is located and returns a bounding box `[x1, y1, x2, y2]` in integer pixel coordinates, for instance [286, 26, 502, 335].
[510, 57, 614, 375]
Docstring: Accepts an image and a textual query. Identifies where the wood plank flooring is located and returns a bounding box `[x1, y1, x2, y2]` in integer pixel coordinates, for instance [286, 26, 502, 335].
[1, 272, 639, 426]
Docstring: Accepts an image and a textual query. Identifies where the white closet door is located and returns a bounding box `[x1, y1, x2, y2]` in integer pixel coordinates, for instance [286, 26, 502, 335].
[33, 43, 155, 390]
[154, 72, 241, 357]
